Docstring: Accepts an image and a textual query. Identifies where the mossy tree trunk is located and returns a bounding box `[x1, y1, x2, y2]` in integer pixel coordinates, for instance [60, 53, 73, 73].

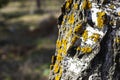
[49, 0, 120, 80]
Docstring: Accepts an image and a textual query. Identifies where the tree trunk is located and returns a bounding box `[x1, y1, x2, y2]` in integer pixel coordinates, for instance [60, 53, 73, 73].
[49, 0, 120, 80]
[36, 0, 40, 9]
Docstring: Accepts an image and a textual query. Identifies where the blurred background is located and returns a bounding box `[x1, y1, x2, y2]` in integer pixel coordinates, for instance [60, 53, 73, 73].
[0, 0, 64, 80]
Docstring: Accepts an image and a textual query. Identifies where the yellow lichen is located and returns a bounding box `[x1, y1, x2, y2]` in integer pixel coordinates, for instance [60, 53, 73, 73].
[90, 33, 100, 42]
[63, 46, 67, 53]
[77, 47, 81, 51]
[118, 12, 120, 16]
[55, 67, 62, 80]
[74, 23, 82, 33]
[57, 54, 62, 63]
[62, 40, 67, 54]
[63, 27, 66, 31]
[55, 74, 60, 80]
[65, 0, 72, 9]
[62, 39, 67, 45]
[62, 21, 65, 25]
[109, 4, 115, 9]
[61, 47, 67, 55]
[57, 39, 68, 55]
[56, 40, 61, 49]
[54, 39, 66, 74]
[66, 2, 70, 9]
[115, 37, 120, 43]
[51, 56, 55, 64]
[81, 46, 92, 53]
[54, 63, 59, 73]
[64, 15, 67, 19]
[74, 3, 78, 10]
[82, 0, 92, 9]
[59, 67, 63, 75]
[50, 65, 53, 70]
[62, 47, 67, 55]
[71, 35, 79, 44]
[97, 11, 106, 28]
[68, 13, 74, 24]
[67, 27, 73, 37]
[61, 27, 66, 31]
[82, 30, 88, 41]
[57, 48, 63, 55]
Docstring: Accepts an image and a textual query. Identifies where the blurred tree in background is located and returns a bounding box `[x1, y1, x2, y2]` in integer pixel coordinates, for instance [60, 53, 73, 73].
[0, 0, 64, 80]
[0, 0, 9, 8]
[36, 0, 41, 9]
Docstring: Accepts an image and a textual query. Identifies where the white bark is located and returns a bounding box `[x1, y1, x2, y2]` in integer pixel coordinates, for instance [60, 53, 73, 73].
[49, 0, 120, 80]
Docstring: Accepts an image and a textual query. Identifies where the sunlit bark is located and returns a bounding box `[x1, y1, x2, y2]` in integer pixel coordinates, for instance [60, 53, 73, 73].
[49, 0, 120, 80]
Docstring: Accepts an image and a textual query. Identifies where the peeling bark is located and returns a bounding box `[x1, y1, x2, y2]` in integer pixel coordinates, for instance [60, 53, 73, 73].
[49, 0, 120, 80]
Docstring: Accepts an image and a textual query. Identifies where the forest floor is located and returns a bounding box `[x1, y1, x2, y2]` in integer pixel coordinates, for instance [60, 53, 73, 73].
[0, 0, 63, 80]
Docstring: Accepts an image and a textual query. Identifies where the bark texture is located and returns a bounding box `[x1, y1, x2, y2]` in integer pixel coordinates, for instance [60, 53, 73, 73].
[49, 0, 120, 80]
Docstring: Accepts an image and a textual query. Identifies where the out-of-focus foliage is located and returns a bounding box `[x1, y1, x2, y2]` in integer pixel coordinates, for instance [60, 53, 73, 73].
[0, 0, 64, 80]
[0, 0, 9, 8]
